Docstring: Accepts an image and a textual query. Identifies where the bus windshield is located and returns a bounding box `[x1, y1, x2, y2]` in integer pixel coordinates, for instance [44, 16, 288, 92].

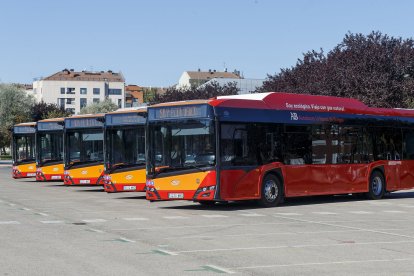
[66, 130, 103, 167]
[14, 135, 35, 163]
[147, 119, 215, 176]
[38, 132, 63, 165]
[105, 127, 145, 172]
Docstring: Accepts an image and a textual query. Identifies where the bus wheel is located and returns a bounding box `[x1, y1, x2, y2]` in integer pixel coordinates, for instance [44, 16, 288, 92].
[198, 201, 216, 206]
[259, 174, 283, 207]
[367, 171, 385, 200]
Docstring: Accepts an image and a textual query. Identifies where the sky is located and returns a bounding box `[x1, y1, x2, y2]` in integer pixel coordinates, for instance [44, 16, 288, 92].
[1, 0, 414, 87]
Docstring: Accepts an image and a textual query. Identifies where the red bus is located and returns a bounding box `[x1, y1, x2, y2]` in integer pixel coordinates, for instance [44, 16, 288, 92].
[103, 108, 147, 193]
[11, 122, 37, 178]
[146, 92, 414, 206]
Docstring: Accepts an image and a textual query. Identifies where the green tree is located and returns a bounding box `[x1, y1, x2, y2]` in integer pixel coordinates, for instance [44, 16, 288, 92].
[79, 98, 118, 114]
[0, 84, 35, 154]
[30, 101, 71, 121]
[257, 31, 414, 108]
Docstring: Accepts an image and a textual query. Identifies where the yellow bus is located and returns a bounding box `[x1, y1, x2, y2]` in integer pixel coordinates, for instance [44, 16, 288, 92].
[36, 118, 64, 181]
[12, 122, 37, 178]
[103, 108, 147, 193]
[63, 114, 105, 185]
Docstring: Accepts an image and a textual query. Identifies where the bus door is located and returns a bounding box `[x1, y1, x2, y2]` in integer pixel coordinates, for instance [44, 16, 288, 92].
[283, 125, 333, 196]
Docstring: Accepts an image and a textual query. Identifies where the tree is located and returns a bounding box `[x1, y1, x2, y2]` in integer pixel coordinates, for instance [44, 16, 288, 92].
[257, 31, 414, 108]
[79, 98, 118, 114]
[30, 101, 71, 121]
[0, 84, 35, 154]
[150, 81, 240, 104]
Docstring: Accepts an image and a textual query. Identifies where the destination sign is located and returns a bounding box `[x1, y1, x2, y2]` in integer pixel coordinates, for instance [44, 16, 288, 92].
[106, 113, 146, 126]
[14, 126, 36, 134]
[65, 117, 103, 128]
[37, 122, 64, 131]
[149, 105, 211, 120]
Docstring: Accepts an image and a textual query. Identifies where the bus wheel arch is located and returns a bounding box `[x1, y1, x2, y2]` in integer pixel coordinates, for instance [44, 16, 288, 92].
[258, 170, 284, 207]
[367, 168, 386, 200]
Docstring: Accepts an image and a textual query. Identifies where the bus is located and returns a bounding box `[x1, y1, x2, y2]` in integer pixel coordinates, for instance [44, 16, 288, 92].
[63, 114, 105, 186]
[36, 118, 64, 181]
[103, 108, 147, 193]
[12, 122, 37, 178]
[145, 92, 414, 206]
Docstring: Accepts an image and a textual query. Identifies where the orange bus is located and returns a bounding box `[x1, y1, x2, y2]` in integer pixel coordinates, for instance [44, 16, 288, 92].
[36, 118, 64, 181]
[103, 108, 147, 193]
[12, 122, 37, 178]
[63, 114, 105, 185]
[146, 92, 414, 206]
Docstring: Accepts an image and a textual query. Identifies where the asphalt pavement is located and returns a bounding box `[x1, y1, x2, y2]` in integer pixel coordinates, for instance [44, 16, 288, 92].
[1, 164, 414, 275]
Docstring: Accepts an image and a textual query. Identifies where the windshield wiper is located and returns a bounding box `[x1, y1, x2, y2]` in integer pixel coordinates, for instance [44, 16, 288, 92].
[40, 159, 62, 166]
[108, 162, 146, 173]
[183, 164, 207, 172]
[66, 159, 102, 169]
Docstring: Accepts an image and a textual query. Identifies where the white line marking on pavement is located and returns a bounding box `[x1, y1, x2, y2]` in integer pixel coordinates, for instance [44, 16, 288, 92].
[239, 213, 266, 217]
[312, 212, 337, 215]
[41, 220, 64, 224]
[21, 207, 31, 211]
[163, 216, 189, 220]
[0, 221, 20, 225]
[170, 240, 414, 255]
[399, 205, 414, 208]
[204, 265, 235, 274]
[118, 237, 136, 243]
[36, 212, 49, 217]
[87, 228, 104, 233]
[122, 217, 149, 221]
[8, 203, 16, 207]
[233, 258, 413, 270]
[82, 219, 106, 223]
[201, 214, 228, 218]
[383, 210, 406, 213]
[153, 249, 178, 256]
[349, 211, 373, 214]
[274, 213, 302, 216]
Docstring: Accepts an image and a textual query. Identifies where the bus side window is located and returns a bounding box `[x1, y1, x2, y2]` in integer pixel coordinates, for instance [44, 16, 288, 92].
[284, 125, 312, 165]
[403, 129, 414, 160]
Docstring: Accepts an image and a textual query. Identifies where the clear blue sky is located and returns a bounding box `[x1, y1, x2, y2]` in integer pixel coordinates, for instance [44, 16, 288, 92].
[1, 0, 413, 87]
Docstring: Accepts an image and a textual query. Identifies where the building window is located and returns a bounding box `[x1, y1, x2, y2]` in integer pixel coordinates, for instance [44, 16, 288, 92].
[93, 98, 100, 103]
[80, 98, 87, 109]
[67, 88, 75, 94]
[93, 88, 100, 95]
[108, 89, 122, 95]
[80, 88, 87, 95]
[118, 99, 122, 108]
[60, 88, 65, 94]
[66, 108, 75, 114]
[58, 98, 65, 108]
[66, 98, 75, 105]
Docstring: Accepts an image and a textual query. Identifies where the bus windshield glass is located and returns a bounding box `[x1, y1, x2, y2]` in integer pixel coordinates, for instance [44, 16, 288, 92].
[66, 130, 103, 166]
[106, 127, 145, 171]
[14, 135, 35, 163]
[38, 132, 63, 165]
[147, 119, 215, 176]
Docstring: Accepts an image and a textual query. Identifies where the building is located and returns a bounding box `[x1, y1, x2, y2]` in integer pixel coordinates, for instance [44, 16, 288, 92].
[177, 69, 241, 89]
[125, 85, 144, 107]
[199, 78, 265, 94]
[32, 69, 125, 114]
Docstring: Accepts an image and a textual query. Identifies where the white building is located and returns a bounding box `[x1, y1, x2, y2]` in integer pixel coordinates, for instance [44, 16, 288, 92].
[177, 69, 241, 89]
[200, 78, 265, 94]
[32, 69, 125, 114]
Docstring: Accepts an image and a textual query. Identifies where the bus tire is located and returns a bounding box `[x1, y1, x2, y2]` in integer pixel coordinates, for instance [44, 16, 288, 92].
[367, 170, 385, 200]
[198, 201, 216, 206]
[259, 174, 283, 207]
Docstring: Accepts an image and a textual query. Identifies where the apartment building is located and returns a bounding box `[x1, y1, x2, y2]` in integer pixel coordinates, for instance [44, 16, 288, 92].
[32, 69, 125, 114]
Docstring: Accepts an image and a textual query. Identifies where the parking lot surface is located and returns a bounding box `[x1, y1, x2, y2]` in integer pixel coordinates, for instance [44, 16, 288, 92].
[1, 165, 414, 275]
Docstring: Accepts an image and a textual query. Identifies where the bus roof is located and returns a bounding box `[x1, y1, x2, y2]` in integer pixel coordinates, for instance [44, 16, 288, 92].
[150, 100, 209, 108]
[106, 106, 147, 115]
[66, 113, 105, 119]
[14, 122, 37, 127]
[37, 117, 65, 123]
[210, 92, 414, 118]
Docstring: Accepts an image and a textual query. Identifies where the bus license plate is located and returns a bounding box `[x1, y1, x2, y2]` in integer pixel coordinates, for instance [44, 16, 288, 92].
[27, 173, 36, 177]
[123, 186, 136, 191]
[51, 176, 61, 180]
[168, 193, 184, 199]
[80, 180, 90, 184]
